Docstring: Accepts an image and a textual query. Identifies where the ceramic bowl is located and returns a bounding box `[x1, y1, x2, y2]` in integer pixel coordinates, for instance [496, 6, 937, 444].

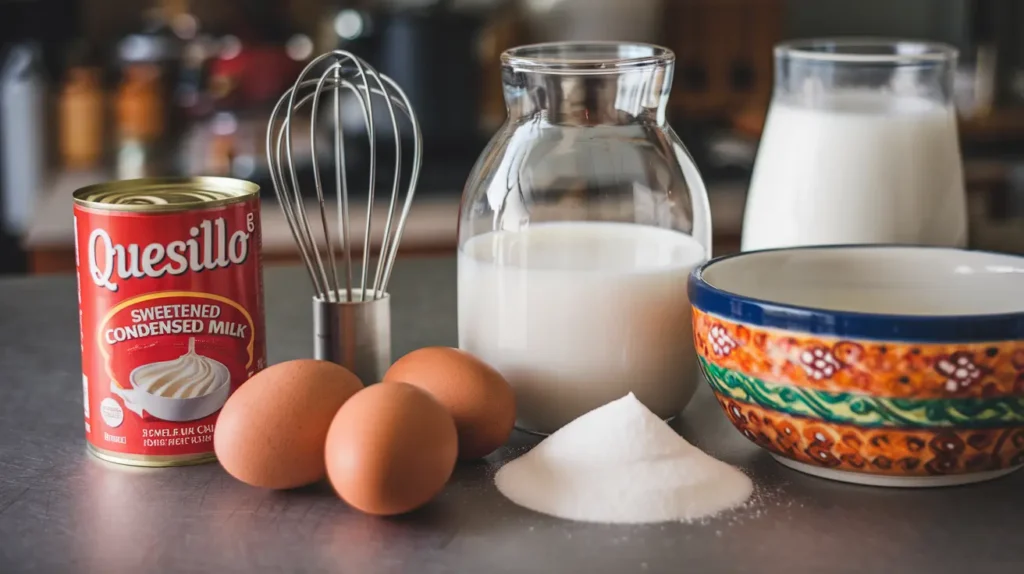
[688, 245, 1024, 487]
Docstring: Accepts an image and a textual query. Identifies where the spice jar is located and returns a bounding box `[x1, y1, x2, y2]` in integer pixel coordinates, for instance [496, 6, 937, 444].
[115, 64, 166, 179]
[59, 67, 105, 169]
[116, 64, 165, 143]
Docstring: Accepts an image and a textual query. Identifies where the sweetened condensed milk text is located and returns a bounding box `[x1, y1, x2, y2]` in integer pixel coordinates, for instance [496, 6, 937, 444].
[104, 302, 248, 344]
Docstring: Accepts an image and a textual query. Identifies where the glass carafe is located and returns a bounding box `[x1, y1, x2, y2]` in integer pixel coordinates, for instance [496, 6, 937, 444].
[742, 39, 967, 251]
[457, 42, 712, 434]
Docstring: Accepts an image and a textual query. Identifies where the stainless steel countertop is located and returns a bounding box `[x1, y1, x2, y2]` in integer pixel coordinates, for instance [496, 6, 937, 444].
[1, 260, 1021, 574]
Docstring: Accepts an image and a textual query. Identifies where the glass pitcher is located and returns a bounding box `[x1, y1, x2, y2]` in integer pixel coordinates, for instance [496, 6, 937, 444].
[457, 42, 712, 434]
[742, 39, 967, 251]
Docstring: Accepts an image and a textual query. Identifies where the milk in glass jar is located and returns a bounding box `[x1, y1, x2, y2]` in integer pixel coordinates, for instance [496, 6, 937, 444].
[458, 43, 712, 434]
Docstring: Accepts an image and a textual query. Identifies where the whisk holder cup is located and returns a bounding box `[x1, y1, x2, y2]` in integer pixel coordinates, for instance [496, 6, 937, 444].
[313, 289, 392, 386]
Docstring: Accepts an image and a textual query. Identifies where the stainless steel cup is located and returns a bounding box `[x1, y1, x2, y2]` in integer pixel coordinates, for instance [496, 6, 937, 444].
[313, 289, 391, 386]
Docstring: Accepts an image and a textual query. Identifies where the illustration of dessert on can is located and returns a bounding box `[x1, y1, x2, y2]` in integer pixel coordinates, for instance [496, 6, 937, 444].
[110, 337, 232, 422]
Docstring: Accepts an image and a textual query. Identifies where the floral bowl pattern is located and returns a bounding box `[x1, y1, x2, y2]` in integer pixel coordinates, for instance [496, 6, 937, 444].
[688, 245, 1024, 487]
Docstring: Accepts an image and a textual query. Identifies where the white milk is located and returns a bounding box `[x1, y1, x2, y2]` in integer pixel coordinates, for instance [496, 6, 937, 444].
[458, 221, 706, 434]
[742, 93, 967, 251]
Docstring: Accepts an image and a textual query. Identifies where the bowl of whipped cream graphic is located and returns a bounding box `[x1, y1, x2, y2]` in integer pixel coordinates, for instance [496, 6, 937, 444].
[112, 338, 231, 422]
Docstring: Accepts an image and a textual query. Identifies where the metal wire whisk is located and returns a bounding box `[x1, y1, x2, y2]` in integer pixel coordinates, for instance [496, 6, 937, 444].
[267, 51, 422, 383]
[267, 49, 422, 303]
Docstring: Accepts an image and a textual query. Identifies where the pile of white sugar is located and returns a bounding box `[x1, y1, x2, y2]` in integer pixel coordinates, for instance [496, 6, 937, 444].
[495, 393, 753, 524]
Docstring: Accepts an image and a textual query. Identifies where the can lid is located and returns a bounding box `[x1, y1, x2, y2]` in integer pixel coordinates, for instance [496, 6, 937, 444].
[73, 177, 259, 212]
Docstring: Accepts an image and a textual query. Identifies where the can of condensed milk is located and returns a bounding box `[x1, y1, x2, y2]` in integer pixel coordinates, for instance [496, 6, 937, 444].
[74, 177, 266, 466]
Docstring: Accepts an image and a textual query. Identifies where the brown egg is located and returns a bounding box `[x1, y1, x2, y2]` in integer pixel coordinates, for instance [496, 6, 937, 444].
[325, 382, 457, 516]
[384, 347, 515, 459]
[214, 359, 362, 489]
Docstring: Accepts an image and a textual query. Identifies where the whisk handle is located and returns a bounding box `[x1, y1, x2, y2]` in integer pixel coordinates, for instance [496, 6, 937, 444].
[313, 290, 392, 386]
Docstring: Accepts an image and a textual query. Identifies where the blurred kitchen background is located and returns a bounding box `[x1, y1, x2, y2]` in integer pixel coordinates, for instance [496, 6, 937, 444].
[2, 0, 1024, 274]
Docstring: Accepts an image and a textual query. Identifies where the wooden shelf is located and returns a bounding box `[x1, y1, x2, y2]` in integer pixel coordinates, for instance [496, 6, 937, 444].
[663, 0, 782, 121]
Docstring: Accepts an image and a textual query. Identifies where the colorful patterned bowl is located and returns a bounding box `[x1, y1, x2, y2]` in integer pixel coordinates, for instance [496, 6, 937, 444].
[689, 245, 1024, 487]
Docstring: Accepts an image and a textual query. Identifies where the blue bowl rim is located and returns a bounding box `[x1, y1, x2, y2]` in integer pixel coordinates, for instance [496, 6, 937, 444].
[688, 244, 1024, 343]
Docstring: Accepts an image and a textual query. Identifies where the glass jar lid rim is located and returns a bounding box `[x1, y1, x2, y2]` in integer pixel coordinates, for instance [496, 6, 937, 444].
[776, 38, 958, 64]
[502, 42, 674, 74]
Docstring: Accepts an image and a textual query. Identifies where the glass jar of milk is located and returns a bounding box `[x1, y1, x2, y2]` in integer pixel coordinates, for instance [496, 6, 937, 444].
[742, 40, 967, 251]
[458, 42, 712, 434]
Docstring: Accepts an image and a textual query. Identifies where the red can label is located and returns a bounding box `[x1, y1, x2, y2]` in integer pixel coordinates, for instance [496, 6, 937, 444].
[75, 198, 266, 461]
